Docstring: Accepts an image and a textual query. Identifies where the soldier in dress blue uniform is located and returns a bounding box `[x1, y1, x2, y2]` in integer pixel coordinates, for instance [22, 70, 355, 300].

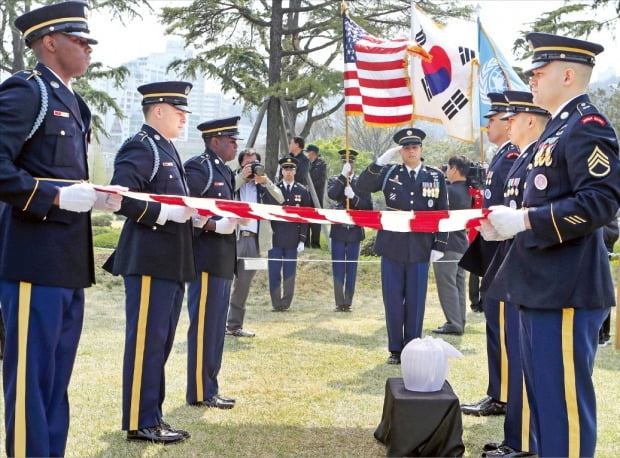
[484, 33, 620, 458]
[104, 81, 197, 444]
[264, 157, 312, 311]
[0, 3, 124, 456]
[479, 91, 550, 458]
[357, 128, 448, 365]
[184, 117, 241, 410]
[327, 149, 373, 312]
[460, 92, 520, 416]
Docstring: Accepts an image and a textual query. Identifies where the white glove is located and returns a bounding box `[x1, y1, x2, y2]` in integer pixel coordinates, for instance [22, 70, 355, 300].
[192, 214, 209, 228]
[488, 205, 527, 239]
[214, 217, 238, 234]
[297, 241, 305, 253]
[479, 219, 509, 241]
[58, 183, 97, 213]
[156, 203, 196, 225]
[92, 185, 127, 212]
[341, 162, 352, 177]
[376, 146, 401, 166]
[430, 250, 444, 262]
[344, 185, 355, 199]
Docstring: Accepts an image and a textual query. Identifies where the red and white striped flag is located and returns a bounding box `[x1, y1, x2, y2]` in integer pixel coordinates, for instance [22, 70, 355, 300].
[343, 5, 431, 127]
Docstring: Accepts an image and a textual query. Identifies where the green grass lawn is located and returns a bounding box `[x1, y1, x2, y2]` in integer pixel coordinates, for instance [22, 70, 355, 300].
[1, 248, 619, 457]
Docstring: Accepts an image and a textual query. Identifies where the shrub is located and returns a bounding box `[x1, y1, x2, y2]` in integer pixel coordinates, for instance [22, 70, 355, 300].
[93, 228, 120, 249]
[91, 212, 114, 227]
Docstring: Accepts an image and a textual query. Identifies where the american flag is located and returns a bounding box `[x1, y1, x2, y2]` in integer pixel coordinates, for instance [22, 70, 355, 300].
[343, 7, 431, 127]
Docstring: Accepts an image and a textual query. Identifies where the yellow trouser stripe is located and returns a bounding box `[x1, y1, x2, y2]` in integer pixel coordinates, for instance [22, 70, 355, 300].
[562, 308, 579, 458]
[521, 375, 531, 451]
[195, 272, 208, 402]
[129, 276, 151, 431]
[499, 301, 508, 402]
[15, 282, 32, 457]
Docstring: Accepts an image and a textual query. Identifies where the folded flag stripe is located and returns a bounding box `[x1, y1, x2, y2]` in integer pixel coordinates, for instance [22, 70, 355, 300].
[99, 187, 488, 233]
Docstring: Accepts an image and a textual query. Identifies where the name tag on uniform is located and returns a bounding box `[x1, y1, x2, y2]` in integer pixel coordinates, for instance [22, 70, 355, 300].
[162, 162, 174, 167]
[53, 110, 70, 118]
[214, 181, 224, 186]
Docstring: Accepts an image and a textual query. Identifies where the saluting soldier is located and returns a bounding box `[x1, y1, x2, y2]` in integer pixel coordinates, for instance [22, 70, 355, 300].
[327, 149, 373, 312]
[479, 90, 550, 457]
[0, 3, 123, 456]
[104, 82, 197, 444]
[264, 157, 312, 311]
[485, 33, 620, 458]
[357, 128, 448, 365]
[460, 92, 520, 417]
[184, 117, 241, 410]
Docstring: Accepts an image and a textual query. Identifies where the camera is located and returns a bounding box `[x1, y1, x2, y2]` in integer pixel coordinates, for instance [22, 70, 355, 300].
[466, 162, 486, 190]
[249, 160, 265, 178]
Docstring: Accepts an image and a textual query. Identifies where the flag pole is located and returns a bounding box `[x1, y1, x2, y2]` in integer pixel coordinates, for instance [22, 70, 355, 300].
[476, 12, 485, 164]
[342, 1, 351, 209]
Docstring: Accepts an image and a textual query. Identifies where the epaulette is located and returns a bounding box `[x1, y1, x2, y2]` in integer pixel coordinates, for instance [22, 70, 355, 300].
[577, 102, 607, 127]
[426, 166, 442, 175]
[576, 102, 599, 116]
[120, 131, 160, 182]
[17, 69, 47, 140]
[199, 152, 211, 164]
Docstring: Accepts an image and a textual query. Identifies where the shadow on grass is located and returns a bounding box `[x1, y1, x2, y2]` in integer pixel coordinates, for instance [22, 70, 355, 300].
[91, 420, 386, 457]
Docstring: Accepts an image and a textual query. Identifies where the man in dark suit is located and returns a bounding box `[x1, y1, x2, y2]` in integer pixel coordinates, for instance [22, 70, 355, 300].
[264, 157, 312, 311]
[307, 144, 327, 248]
[327, 149, 373, 312]
[432, 155, 472, 335]
[184, 117, 241, 410]
[357, 128, 448, 365]
[484, 33, 620, 457]
[287, 136, 310, 186]
[227, 148, 284, 337]
[460, 93, 520, 417]
[0, 4, 122, 455]
[104, 82, 196, 444]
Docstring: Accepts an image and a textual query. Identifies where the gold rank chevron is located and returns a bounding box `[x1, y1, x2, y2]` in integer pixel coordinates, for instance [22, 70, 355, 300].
[587, 146, 610, 177]
[564, 215, 587, 225]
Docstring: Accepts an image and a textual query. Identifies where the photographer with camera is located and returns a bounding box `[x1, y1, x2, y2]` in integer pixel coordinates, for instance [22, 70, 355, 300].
[227, 148, 284, 337]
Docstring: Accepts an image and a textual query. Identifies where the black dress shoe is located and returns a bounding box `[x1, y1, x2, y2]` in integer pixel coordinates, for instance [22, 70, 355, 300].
[334, 305, 352, 312]
[387, 352, 401, 365]
[482, 444, 537, 457]
[192, 394, 235, 409]
[160, 420, 191, 439]
[483, 442, 502, 452]
[432, 324, 463, 335]
[461, 396, 506, 416]
[226, 328, 255, 337]
[470, 303, 483, 313]
[126, 425, 186, 444]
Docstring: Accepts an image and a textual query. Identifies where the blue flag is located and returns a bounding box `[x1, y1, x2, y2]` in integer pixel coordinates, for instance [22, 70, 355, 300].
[478, 18, 528, 126]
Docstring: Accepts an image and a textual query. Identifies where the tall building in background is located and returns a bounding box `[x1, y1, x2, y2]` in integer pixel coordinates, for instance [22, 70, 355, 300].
[91, 40, 260, 183]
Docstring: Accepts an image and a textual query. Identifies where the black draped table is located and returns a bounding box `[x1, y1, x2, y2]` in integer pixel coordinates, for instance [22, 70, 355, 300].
[374, 378, 464, 457]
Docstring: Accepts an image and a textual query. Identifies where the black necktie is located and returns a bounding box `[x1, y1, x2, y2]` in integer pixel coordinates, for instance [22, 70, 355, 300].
[410, 170, 416, 181]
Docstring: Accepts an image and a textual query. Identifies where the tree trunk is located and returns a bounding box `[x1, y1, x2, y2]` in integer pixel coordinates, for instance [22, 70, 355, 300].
[265, 0, 283, 179]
